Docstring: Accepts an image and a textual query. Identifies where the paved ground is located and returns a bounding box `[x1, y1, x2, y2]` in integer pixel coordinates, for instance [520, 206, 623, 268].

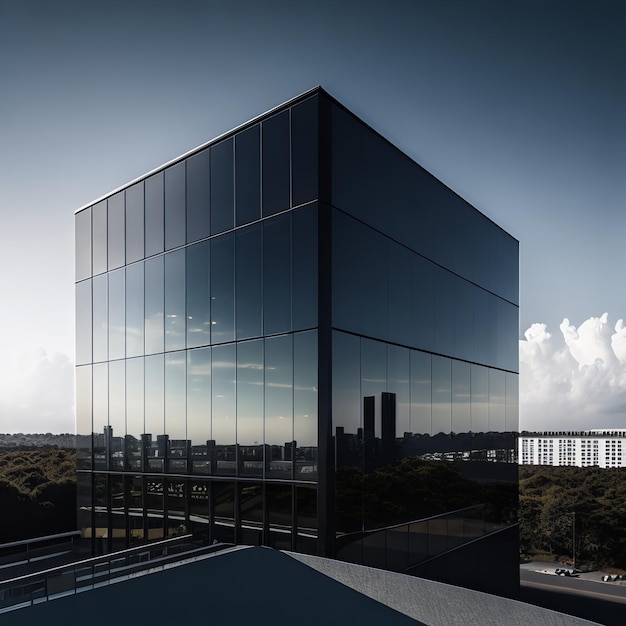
[289, 553, 600, 625]
[520, 562, 626, 625]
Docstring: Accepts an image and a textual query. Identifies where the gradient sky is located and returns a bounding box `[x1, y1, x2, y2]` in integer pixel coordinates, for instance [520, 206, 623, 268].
[0, 0, 624, 432]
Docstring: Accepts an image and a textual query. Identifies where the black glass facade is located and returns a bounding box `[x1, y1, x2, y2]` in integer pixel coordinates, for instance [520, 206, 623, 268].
[75, 88, 519, 596]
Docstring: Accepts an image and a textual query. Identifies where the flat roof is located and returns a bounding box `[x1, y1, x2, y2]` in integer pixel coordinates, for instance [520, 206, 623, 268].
[74, 86, 323, 215]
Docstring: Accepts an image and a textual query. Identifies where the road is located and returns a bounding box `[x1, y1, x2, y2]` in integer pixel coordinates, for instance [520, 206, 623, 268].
[520, 564, 626, 625]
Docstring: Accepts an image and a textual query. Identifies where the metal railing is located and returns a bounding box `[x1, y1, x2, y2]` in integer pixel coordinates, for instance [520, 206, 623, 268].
[0, 531, 82, 573]
[0, 535, 233, 614]
[335, 503, 511, 572]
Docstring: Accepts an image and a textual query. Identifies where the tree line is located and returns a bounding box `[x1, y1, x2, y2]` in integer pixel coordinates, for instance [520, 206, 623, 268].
[0, 448, 76, 543]
[520, 465, 626, 571]
[3, 446, 625, 572]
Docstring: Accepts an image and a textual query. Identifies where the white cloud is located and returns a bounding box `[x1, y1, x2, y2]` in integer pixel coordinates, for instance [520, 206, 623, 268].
[3, 315, 626, 435]
[0, 348, 74, 434]
[520, 313, 626, 431]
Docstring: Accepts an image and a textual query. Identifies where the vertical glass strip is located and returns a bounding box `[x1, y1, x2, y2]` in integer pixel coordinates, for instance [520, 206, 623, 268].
[75, 207, 92, 280]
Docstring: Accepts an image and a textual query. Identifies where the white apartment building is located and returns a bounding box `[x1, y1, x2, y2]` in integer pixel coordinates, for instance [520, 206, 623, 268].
[519, 430, 626, 467]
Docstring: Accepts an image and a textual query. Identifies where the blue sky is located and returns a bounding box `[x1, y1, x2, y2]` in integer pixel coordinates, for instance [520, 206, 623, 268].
[0, 0, 624, 432]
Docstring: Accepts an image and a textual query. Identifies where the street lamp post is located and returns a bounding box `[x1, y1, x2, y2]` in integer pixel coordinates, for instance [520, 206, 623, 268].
[572, 511, 576, 570]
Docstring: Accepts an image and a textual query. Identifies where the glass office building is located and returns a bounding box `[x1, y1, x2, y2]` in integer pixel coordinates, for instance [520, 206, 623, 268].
[75, 87, 519, 596]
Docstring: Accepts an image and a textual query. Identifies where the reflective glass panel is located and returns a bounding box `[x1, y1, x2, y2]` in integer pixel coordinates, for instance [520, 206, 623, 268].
[497, 298, 519, 373]
[187, 347, 211, 450]
[75, 207, 92, 281]
[236, 224, 262, 339]
[109, 360, 126, 470]
[410, 350, 431, 434]
[210, 138, 234, 234]
[267, 483, 293, 550]
[92, 200, 107, 276]
[125, 182, 144, 264]
[235, 125, 260, 226]
[213, 482, 235, 543]
[164, 162, 186, 251]
[164, 249, 186, 351]
[428, 518, 448, 556]
[505, 372, 519, 432]
[92, 362, 109, 435]
[92, 274, 108, 363]
[331, 102, 381, 230]
[76, 365, 92, 469]
[237, 340, 264, 477]
[292, 205, 317, 330]
[388, 243, 411, 345]
[189, 478, 209, 528]
[431, 356, 451, 435]
[454, 277, 474, 362]
[489, 368, 506, 431]
[145, 256, 164, 354]
[239, 483, 263, 545]
[110, 474, 127, 549]
[434, 267, 454, 356]
[76, 279, 92, 365]
[77, 472, 92, 538]
[146, 478, 165, 538]
[210, 233, 234, 343]
[474, 217, 498, 298]
[452, 200, 475, 282]
[126, 262, 144, 358]
[212, 343, 236, 473]
[186, 241, 211, 348]
[388, 344, 410, 437]
[294, 331, 317, 482]
[471, 364, 489, 432]
[94, 474, 109, 544]
[296, 485, 317, 554]
[186, 148, 210, 243]
[333, 212, 386, 338]
[474, 289, 496, 367]
[428, 195, 455, 271]
[263, 215, 291, 335]
[166, 480, 187, 534]
[452, 360, 471, 434]
[362, 530, 386, 567]
[334, 341, 364, 563]
[108, 269, 125, 361]
[262, 111, 290, 216]
[291, 95, 318, 207]
[236, 340, 264, 445]
[126, 357, 144, 471]
[265, 334, 293, 478]
[386, 527, 409, 572]
[107, 192, 125, 270]
[411, 255, 435, 351]
[332, 331, 361, 435]
[165, 351, 187, 441]
[145, 354, 165, 439]
[128, 475, 145, 544]
[145, 172, 164, 257]
[499, 232, 520, 305]
[361, 339, 386, 438]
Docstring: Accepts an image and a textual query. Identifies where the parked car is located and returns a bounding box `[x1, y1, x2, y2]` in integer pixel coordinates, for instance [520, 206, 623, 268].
[555, 568, 578, 577]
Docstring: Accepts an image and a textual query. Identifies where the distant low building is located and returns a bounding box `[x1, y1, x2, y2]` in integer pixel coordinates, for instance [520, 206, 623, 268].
[519, 430, 626, 467]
